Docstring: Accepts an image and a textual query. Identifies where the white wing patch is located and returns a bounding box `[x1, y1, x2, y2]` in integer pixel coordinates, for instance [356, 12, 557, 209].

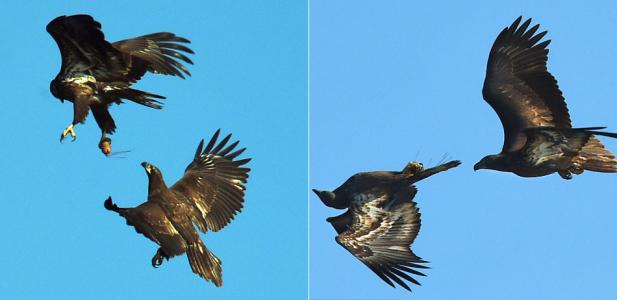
[525, 130, 568, 166]
[65, 75, 97, 84]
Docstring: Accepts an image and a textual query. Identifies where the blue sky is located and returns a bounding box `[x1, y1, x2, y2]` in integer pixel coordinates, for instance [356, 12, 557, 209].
[0, 1, 306, 299]
[311, 1, 617, 299]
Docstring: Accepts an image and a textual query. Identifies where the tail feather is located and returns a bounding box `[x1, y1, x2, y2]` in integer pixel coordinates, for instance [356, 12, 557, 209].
[578, 136, 617, 173]
[569, 127, 617, 139]
[187, 242, 223, 287]
[113, 88, 166, 109]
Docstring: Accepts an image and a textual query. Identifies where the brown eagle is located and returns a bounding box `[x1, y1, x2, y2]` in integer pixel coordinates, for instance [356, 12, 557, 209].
[47, 14, 194, 155]
[312, 160, 460, 291]
[104, 130, 250, 286]
[474, 17, 617, 179]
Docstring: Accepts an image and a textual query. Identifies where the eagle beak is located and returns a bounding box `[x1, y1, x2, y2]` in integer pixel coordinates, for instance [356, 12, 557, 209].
[141, 162, 152, 174]
[473, 162, 482, 171]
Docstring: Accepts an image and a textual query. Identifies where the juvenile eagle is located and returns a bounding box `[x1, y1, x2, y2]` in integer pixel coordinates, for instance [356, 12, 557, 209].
[312, 160, 461, 291]
[105, 130, 250, 286]
[47, 14, 194, 155]
[475, 16, 617, 179]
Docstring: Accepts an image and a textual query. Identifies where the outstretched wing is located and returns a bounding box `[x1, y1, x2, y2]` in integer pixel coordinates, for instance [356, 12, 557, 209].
[171, 130, 251, 233]
[483, 16, 571, 152]
[105, 199, 187, 258]
[112, 32, 194, 82]
[336, 186, 428, 291]
[47, 15, 128, 80]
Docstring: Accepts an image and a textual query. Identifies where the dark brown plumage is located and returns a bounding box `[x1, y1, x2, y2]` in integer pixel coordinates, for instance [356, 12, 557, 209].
[313, 160, 460, 291]
[105, 130, 250, 286]
[47, 14, 194, 155]
[475, 16, 617, 179]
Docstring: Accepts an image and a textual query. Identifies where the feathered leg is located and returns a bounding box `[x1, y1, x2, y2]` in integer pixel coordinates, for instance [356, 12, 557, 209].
[60, 94, 90, 142]
[91, 104, 117, 156]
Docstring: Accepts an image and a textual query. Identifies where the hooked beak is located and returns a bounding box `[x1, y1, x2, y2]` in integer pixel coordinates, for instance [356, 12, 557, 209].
[312, 189, 335, 200]
[141, 162, 153, 174]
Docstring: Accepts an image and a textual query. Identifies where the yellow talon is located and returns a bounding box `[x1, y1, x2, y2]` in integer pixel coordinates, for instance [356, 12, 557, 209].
[60, 124, 77, 142]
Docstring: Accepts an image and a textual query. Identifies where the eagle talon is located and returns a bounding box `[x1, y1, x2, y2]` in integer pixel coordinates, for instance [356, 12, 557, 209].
[60, 124, 77, 142]
[569, 164, 584, 175]
[558, 170, 573, 180]
[151, 249, 168, 268]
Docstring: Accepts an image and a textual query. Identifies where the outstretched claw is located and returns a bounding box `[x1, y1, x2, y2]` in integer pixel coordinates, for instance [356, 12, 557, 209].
[402, 161, 424, 175]
[60, 124, 77, 142]
[151, 249, 168, 268]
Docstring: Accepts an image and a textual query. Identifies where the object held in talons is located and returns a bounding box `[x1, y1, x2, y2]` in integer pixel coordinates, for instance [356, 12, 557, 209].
[60, 124, 77, 142]
[99, 137, 112, 156]
[402, 161, 424, 175]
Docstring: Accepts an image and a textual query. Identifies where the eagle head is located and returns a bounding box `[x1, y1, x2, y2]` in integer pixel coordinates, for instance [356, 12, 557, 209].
[141, 162, 160, 175]
[49, 80, 64, 101]
[142, 162, 167, 193]
[312, 189, 337, 205]
[474, 154, 504, 171]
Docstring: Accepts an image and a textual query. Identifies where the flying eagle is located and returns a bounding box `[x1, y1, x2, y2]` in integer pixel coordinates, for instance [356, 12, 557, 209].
[47, 14, 194, 155]
[475, 16, 617, 179]
[104, 130, 250, 286]
[312, 160, 461, 291]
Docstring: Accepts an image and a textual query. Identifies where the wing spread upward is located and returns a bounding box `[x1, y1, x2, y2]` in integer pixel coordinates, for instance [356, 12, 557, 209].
[112, 32, 194, 82]
[483, 16, 571, 152]
[47, 15, 128, 81]
[336, 186, 428, 291]
[171, 130, 251, 233]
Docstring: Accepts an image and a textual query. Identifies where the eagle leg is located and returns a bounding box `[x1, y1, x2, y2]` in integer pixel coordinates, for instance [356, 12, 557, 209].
[569, 164, 584, 175]
[98, 135, 112, 156]
[60, 124, 77, 142]
[558, 170, 573, 180]
[151, 248, 169, 268]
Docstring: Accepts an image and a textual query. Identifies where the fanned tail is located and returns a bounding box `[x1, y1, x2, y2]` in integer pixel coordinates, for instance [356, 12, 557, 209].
[187, 242, 223, 287]
[578, 136, 617, 173]
[557, 127, 617, 173]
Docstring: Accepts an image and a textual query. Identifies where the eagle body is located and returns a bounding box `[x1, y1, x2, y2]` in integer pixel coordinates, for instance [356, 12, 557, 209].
[47, 14, 194, 155]
[313, 160, 460, 291]
[105, 130, 251, 287]
[475, 17, 617, 179]
[110, 201, 188, 259]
